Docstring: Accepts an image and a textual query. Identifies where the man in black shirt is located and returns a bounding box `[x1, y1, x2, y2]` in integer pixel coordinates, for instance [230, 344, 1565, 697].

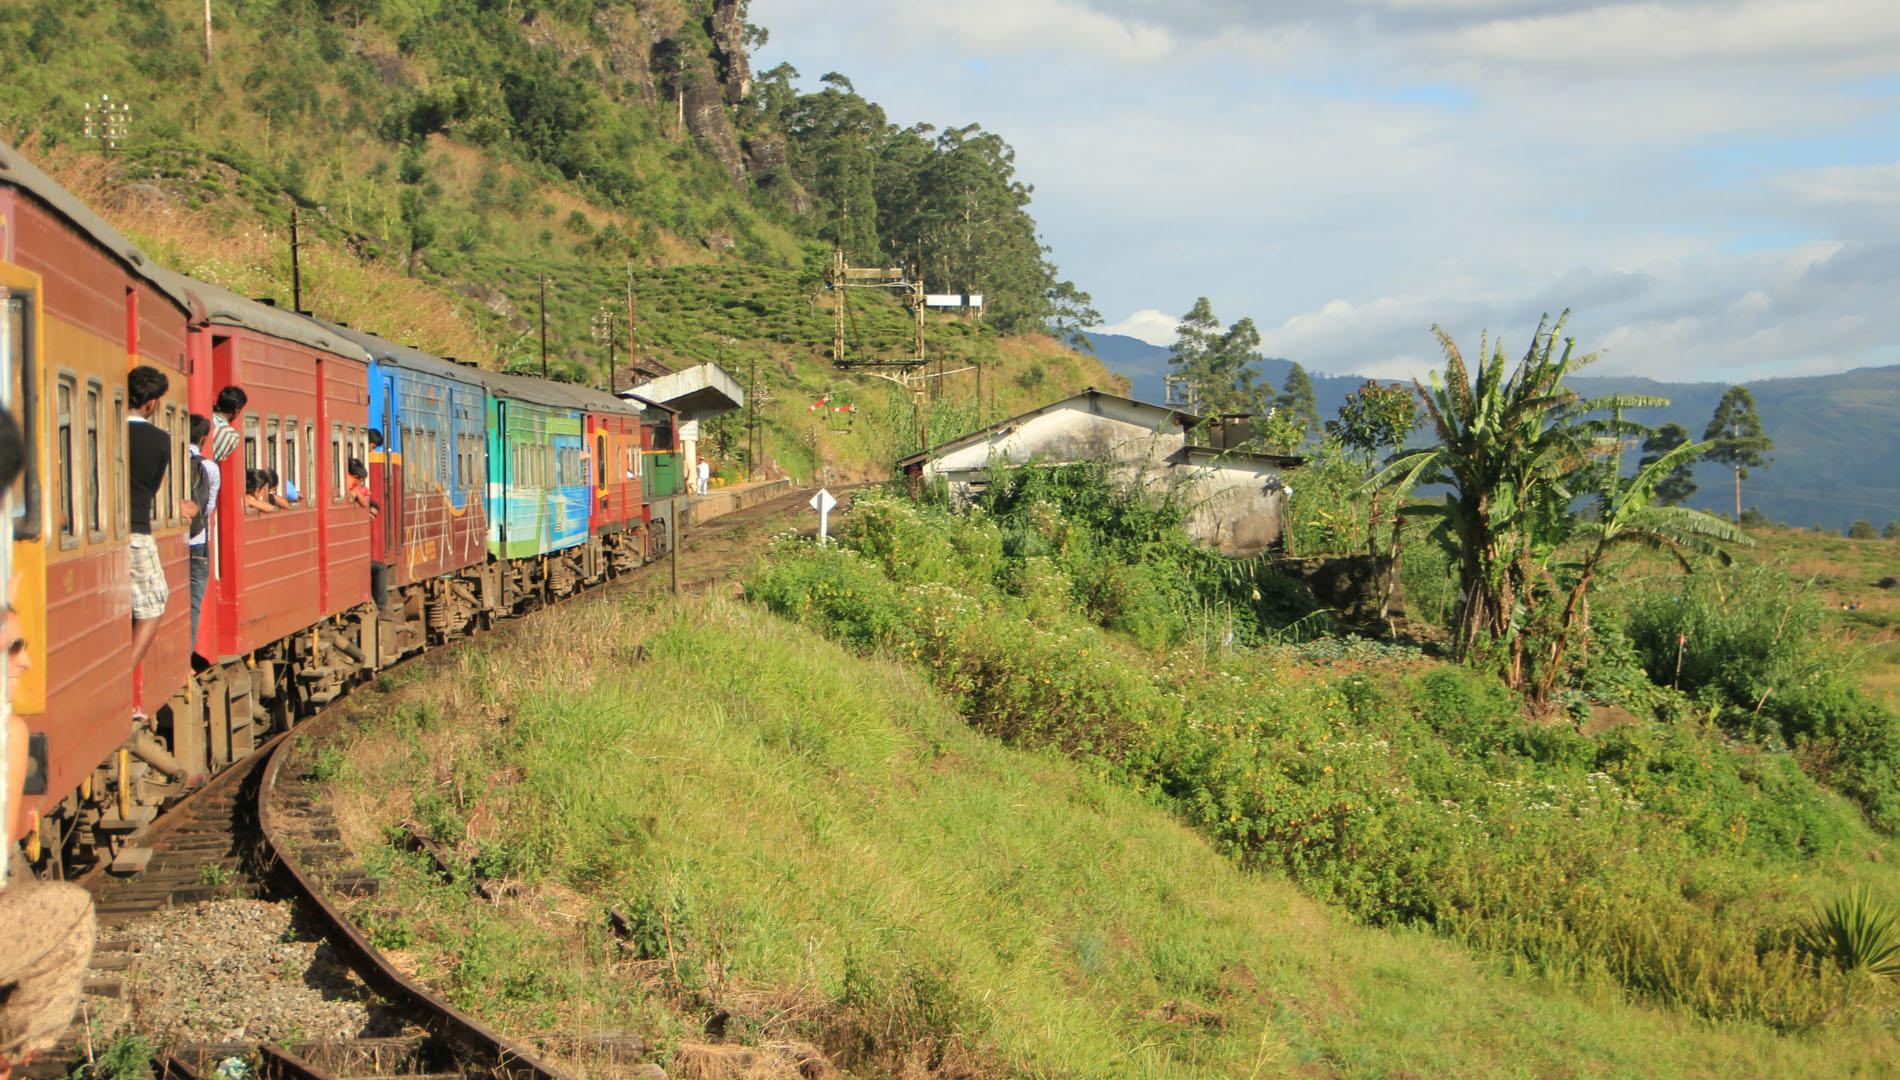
[127, 365, 178, 681]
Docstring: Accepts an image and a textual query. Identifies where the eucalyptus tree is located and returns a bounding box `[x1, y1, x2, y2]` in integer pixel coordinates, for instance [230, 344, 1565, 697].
[1704, 386, 1772, 522]
[1636, 422, 1697, 506]
[1275, 362, 1321, 438]
[1168, 298, 1272, 416]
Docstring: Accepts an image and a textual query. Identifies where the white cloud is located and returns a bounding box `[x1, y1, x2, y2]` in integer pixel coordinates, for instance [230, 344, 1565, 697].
[750, 0, 1900, 384]
[1256, 239, 1900, 382]
[1096, 309, 1181, 346]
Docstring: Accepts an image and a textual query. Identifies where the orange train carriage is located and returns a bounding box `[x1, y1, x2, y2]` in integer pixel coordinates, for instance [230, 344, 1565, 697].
[1, 144, 195, 862]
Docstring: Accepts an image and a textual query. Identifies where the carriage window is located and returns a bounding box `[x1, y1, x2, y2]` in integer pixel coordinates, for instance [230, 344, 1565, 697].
[4, 293, 39, 537]
[156, 405, 173, 527]
[331, 423, 344, 502]
[264, 417, 280, 480]
[84, 382, 102, 537]
[304, 422, 315, 503]
[402, 427, 416, 492]
[283, 418, 299, 500]
[170, 405, 187, 525]
[111, 391, 127, 538]
[244, 415, 260, 470]
[55, 375, 74, 543]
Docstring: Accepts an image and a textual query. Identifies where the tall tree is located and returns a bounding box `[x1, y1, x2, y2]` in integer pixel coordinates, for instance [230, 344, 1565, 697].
[1167, 299, 1269, 415]
[1167, 297, 1221, 413]
[1275, 362, 1320, 437]
[1702, 386, 1772, 522]
[1637, 422, 1697, 506]
[1329, 379, 1420, 553]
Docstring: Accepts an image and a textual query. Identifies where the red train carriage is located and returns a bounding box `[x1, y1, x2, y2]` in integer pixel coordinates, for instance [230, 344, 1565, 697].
[1, 144, 196, 856]
[156, 278, 374, 782]
[584, 390, 648, 574]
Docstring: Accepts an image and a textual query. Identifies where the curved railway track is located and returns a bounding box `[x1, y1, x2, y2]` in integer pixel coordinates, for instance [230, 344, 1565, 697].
[21, 485, 854, 1080]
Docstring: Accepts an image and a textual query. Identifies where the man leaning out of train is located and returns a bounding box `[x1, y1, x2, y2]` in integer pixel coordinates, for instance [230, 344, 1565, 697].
[128, 365, 192, 700]
[187, 414, 218, 652]
[0, 408, 98, 1080]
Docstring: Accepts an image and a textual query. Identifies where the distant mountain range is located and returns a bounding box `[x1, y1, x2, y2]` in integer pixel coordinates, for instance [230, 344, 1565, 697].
[1082, 332, 1900, 532]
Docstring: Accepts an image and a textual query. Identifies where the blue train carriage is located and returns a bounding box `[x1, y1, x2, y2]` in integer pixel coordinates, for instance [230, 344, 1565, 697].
[317, 320, 494, 650]
[477, 369, 599, 606]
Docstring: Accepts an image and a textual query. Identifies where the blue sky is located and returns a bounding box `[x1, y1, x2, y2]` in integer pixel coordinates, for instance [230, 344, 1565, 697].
[750, 0, 1900, 383]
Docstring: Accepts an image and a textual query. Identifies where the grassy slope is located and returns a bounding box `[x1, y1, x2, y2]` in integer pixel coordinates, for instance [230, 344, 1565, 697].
[1736, 526, 1900, 712]
[315, 596, 1894, 1078]
[1603, 523, 1900, 712]
[4, 1, 1118, 482]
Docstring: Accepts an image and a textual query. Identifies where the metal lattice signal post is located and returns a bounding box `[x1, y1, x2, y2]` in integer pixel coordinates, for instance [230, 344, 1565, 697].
[83, 93, 131, 153]
[826, 249, 932, 450]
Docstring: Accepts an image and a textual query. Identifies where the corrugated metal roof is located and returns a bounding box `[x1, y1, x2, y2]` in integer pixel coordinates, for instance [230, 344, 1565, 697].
[164, 276, 372, 361]
[0, 140, 192, 312]
[314, 318, 485, 387]
[895, 388, 1203, 468]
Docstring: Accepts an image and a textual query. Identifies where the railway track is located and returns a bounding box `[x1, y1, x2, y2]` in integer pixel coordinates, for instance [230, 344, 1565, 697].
[20, 486, 856, 1080]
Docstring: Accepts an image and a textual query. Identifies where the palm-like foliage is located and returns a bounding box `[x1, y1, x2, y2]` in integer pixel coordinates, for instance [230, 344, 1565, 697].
[1801, 887, 1900, 977]
[1530, 435, 1749, 701]
[1370, 312, 1741, 698]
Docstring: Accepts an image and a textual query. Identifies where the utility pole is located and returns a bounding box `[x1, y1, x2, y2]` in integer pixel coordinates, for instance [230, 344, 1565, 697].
[634, 264, 649, 372]
[203, 0, 213, 61]
[289, 206, 303, 313]
[748, 352, 759, 482]
[670, 505, 681, 594]
[538, 273, 548, 379]
[603, 317, 614, 393]
[975, 362, 983, 427]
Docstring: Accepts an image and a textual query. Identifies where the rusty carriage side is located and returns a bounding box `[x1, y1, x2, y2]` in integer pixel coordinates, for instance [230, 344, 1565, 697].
[0, 142, 197, 868]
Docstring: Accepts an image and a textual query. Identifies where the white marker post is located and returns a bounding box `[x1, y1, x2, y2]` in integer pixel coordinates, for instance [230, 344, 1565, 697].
[810, 487, 837, 545]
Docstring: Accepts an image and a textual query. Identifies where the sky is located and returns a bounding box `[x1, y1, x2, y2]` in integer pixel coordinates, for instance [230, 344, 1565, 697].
[749, 0, 1900, 383]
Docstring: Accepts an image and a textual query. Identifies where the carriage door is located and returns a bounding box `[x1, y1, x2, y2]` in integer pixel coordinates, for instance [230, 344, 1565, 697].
[596, 429, 609, 514]
[380, 377, 398, 559]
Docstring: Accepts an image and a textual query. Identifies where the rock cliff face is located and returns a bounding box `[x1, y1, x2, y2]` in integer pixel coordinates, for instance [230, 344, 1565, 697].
[683, 81, 748, 188]
[742, 131, 812, 214]
[709, 0, 754, 105]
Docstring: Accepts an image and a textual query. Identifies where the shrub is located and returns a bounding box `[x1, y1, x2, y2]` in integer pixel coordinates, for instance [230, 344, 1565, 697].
[746, 481, 1899, 1029]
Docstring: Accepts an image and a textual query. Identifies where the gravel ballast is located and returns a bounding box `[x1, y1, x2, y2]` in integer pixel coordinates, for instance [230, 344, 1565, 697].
[91, 898, 400, 1046]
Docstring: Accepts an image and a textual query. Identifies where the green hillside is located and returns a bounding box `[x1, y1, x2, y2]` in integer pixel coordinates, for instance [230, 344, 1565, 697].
[310, 590, 1896, 1077]
[0, 0, 1115, 479]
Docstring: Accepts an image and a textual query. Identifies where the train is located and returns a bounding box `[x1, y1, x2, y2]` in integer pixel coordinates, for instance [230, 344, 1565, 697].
[0, 141, 686, 875]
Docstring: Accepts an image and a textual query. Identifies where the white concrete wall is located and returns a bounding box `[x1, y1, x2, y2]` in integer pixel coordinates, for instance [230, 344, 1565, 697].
[921, 402, 1287, 555]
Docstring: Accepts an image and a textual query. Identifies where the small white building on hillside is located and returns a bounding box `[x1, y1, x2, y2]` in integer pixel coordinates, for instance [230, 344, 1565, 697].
[896, 389, 1301, 556]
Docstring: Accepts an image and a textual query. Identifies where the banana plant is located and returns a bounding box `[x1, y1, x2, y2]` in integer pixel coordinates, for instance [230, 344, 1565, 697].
[1369, 312, 1679, 692]
[1529, 433, 1750, 703]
